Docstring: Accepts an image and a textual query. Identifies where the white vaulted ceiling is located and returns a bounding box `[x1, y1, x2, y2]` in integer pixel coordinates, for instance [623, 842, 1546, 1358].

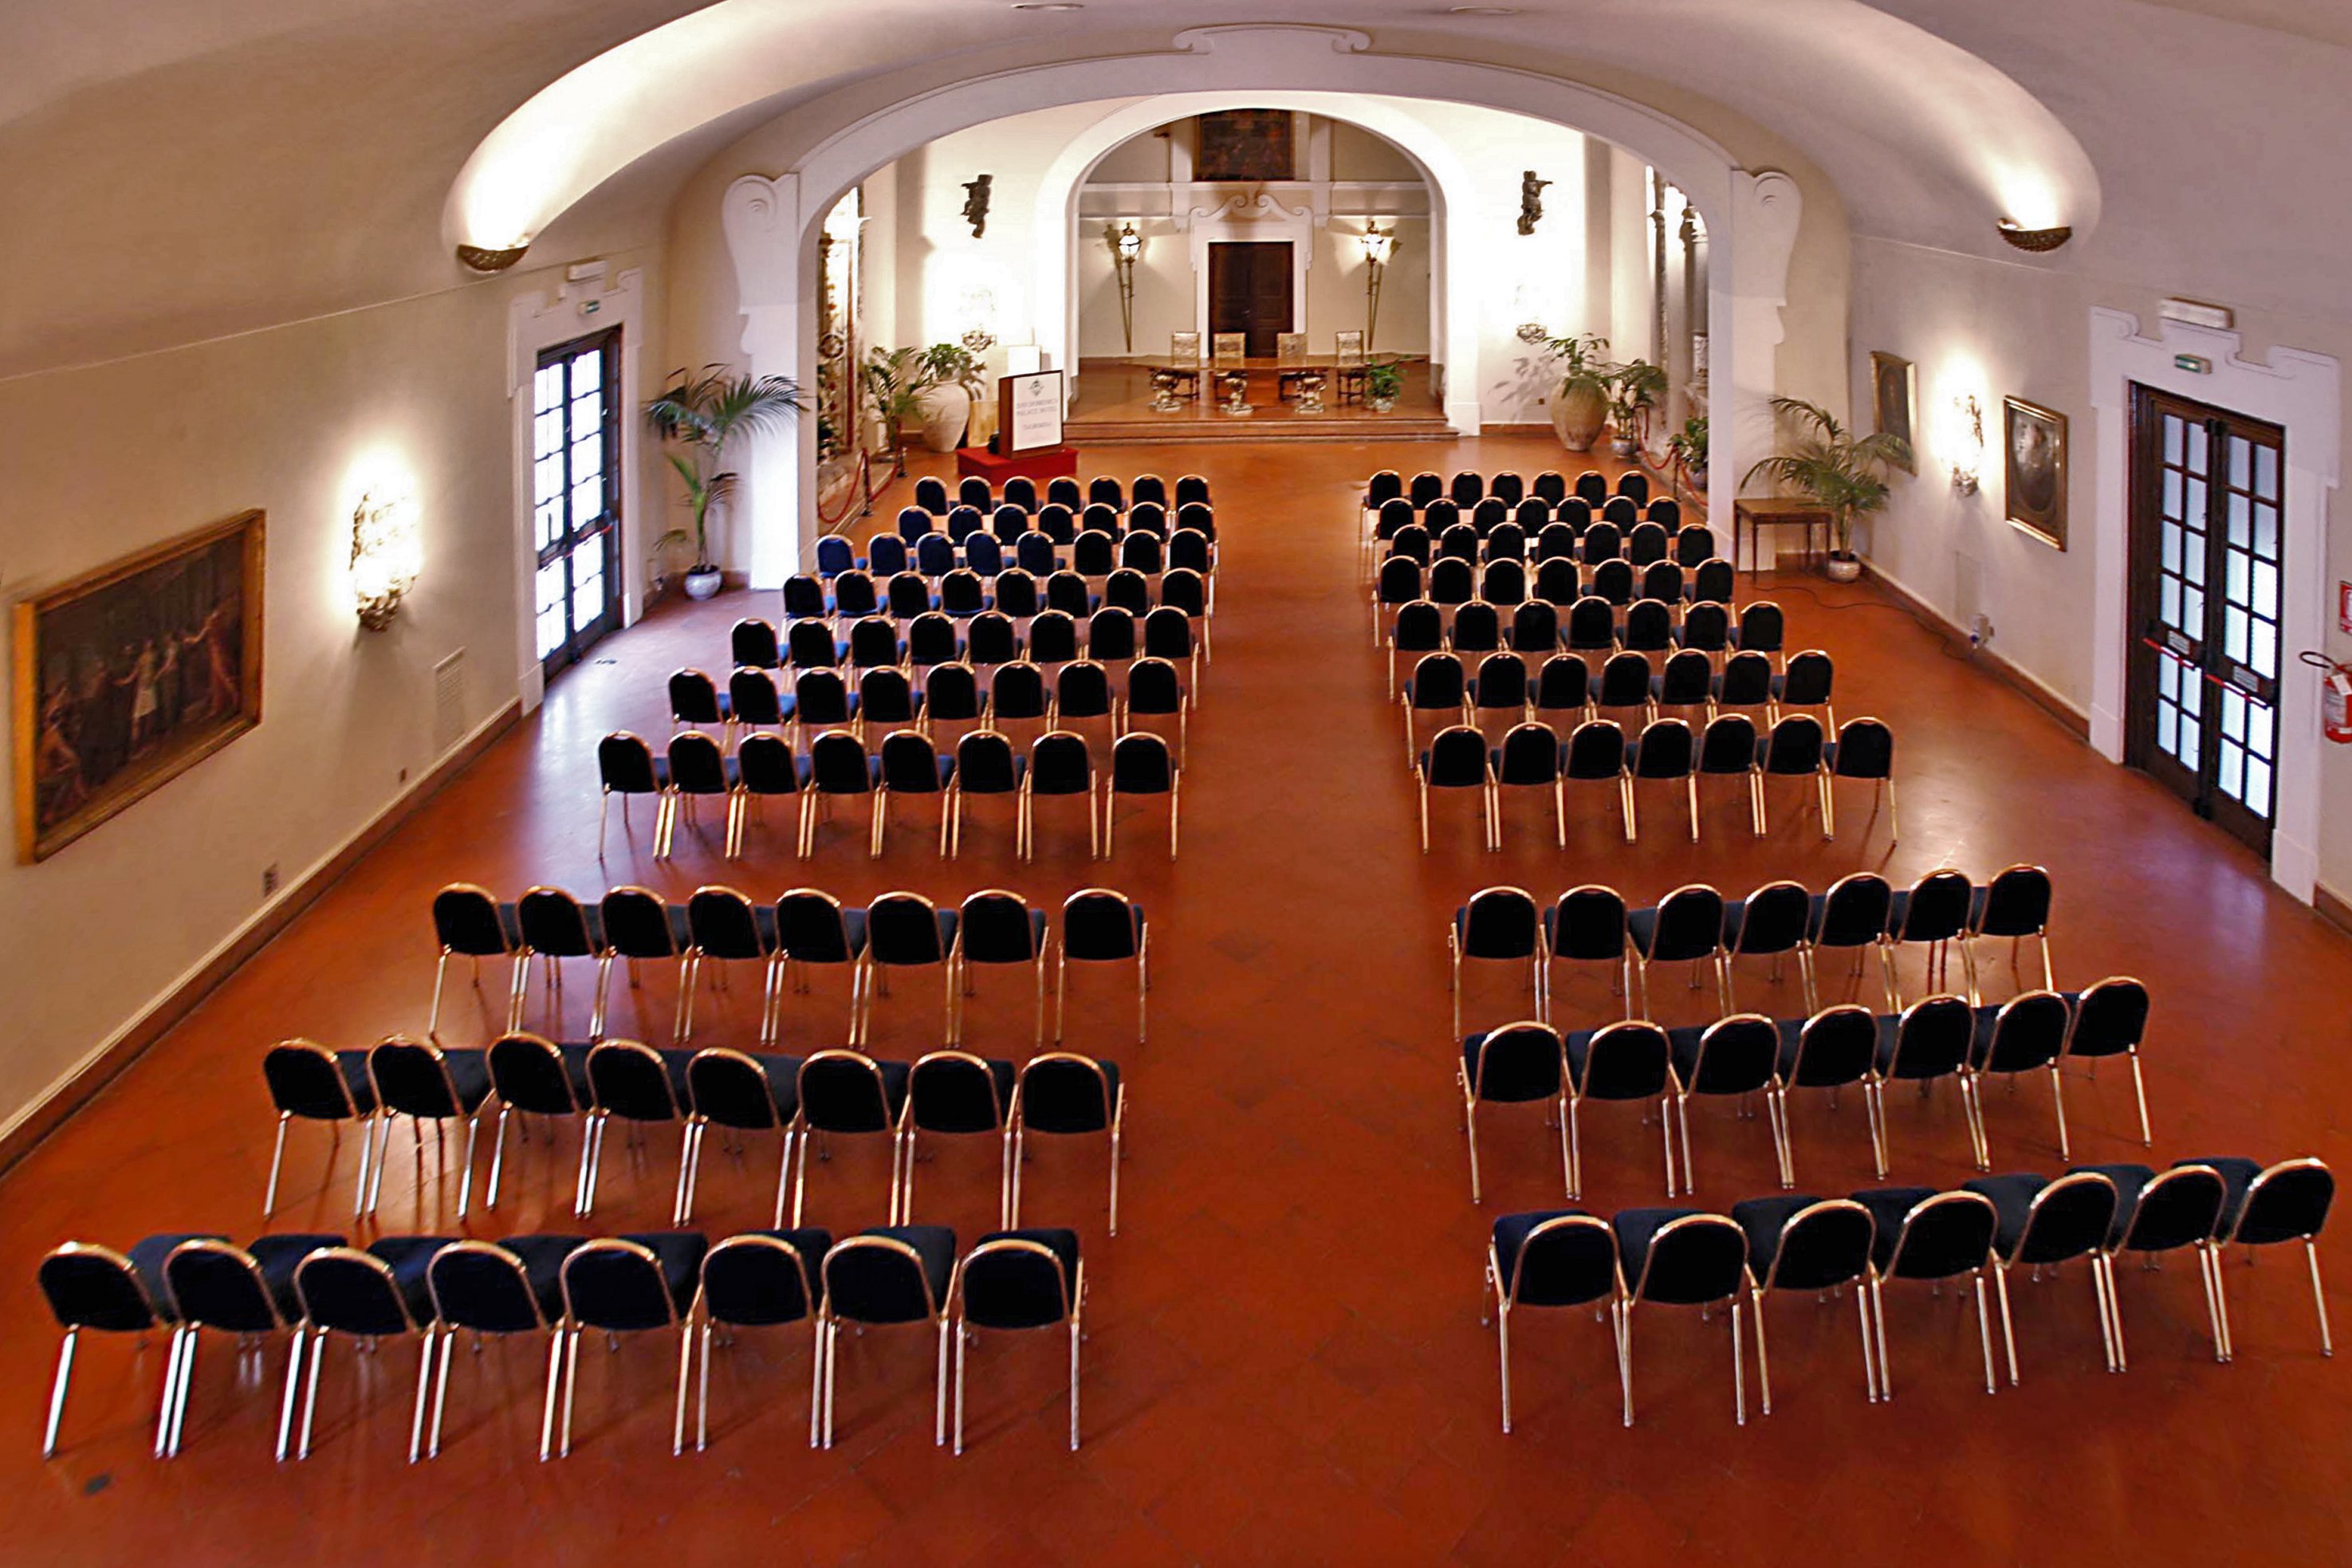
[0, 0, 2345, 379]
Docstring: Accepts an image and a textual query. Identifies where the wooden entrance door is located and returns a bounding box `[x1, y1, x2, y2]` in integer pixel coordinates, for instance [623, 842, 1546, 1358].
[2125, 384, 2287, 854]
[1207, 242, 1292, 358]
[532, 328, 624, 681]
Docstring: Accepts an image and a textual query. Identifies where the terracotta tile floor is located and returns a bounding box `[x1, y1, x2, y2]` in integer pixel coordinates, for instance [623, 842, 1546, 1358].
[8, 433, 2350, 1564]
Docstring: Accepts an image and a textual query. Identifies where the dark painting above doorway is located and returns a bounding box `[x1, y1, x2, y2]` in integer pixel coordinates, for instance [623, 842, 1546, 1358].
[1195, 110, 1295, 182]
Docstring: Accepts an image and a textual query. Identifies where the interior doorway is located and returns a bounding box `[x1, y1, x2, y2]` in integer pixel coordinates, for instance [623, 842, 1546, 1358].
[2125, 383, 2286, 855]
[1207, 241, 1293, 356]
[532, 328, 623, 681]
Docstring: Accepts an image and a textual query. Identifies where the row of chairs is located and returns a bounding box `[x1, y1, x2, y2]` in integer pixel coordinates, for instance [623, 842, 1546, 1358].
[1449, 870, 2057, 1036]
[40, 1221, 1093, 1461]
[1386, 600, 1790, 689]
[1379, 512, 1708, 568]
[262, 1033, 1123, 1232]
[1484, 1154, 2333, 1431]
[1410, 714, 1894, 849]
[821, 524, 1215, 585]
[1382, 564, 1737, 643]
[1398, 644, 1828, 741]
[425, 882, 1148, 1047]
[1455, 982, 2151, 1203]
[911, 471, 1206, 514]
[1367, 466, 1652, 510]
[730, 603, 1205, 684]
[607, 724, 1179, 863]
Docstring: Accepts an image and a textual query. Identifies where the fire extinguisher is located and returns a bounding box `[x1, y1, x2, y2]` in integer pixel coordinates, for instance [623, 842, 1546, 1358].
[2303, 650, 2352, 743]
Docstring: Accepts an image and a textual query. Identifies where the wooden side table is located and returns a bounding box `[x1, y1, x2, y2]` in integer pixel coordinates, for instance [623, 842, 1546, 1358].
[1733, 498, 1834, 578]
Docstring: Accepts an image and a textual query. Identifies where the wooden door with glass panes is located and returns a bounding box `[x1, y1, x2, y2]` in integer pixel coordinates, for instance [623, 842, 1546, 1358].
[533, 329, 623, 679]
[2125, 385, 2285, 854]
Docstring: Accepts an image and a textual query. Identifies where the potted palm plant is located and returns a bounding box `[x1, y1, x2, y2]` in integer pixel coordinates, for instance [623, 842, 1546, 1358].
[1741, 396, 1910, 581]
[1666, 414, 1709, 493]
[1363, 360, 1404, 413]
[645, 364, 803, 599]
[914, 342, 987, 452]
[861, 346, 926, 475]
[1542, 332, 1613, 451]
[1606, 360, 1668, 458]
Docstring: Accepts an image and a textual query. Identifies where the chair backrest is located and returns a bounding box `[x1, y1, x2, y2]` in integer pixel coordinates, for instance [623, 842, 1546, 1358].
[588, 1039, 682, 1122]
[667, 730, 729, 794]
[925, 662, 984, 723]
[907, 1051, 1010, 1134]
[1603, 496, 1639, 529]
[1549, 885, 1627, 961]
[2231, 1158, 2336, 1246]
[797, 1050, 900, 1134]
[867, 534, 911, 576]
[1727, 880, 1807, 957]
[1831, 717, 1895, 780]
[699, 1232, 826, 1327]
[793, 667, 855, 726]
[733, 617, 784, 669]
[601, 886, 681, 960]
[1642, 883, 1725, 963]
[1684, 1013, 1780, 1095]
[562, 1237, 700, 1332]
[488, 1032, 580, 1116]
[1679, 599, 1730, 653]
[776, 889, 859, 962]
[1449, 600, 1500, 654]
[1893, 868, 1974, 943]
[914, 477, 950, 514]
[1761, 713, 1826, 773]
[1596, 651, 1654, 711]
[990, 660, 1048, 719]
[816, 534, 857, 576]
[1563, 719, 1626, 780]
[1575, 470, 1609, 506]
[735, 732, 800, 796]
[1995, 1171, 2118, 1266]
[1211, 332, 1245, 366]
[729, 666, 787, 728]
[1003, 476, 1040, 512]
[40, 1242, 172, 1333]
[1675, 525, 1716, 566]
[1142, 607, 1193, 660]
[1334, 330, 1365, 367]
[1275, 332, 1306, 365]
[1449, 470, 1485, 507]
[806, 730, 871, 793]
[1047, 477, 1084, 510]
[1881, 1190, 1996, 1281]
[1714, 650, 1772, 708]
[1171, 331, 1202, 365]
[959, 476, 993, 509]
[961, 1232, 1080, 1330]
[958, 890, 1041, 961]
[1466, 1021, 1565, 1102]
[1057, 651, 1115, 718]
[1423, 725, 1489, 786]
[433, 882, 513, 957]
[1131, 474, 1169, 508]
[823, 1231, 950, 1325]
[1583, 522, 1624, 566]
[1459, 886, 1541, 960]
[1495, 721, 1561, 783]
[1016, 1051, 1118, 1132]
[1126, 657, 1184, 716]
[1882, 994, 1973, 1081]
[1755, 1199, 1874, 1293]
[867, 891, 949, 967]
[1780, 650, 1835, 707]
[1617, 471, 1650, 504]
[907, 612, 965, 668]
[1589, 556, 1634, 605]
[2118, 1164, 2226, 1253]
[368, 1037, 470, 1119]
[1061, 889, 1141, 961]
[1029, 730, 1094, 793]
[789, 618, 841, 668]
[1480, 559, 1527, 606]
[1627, 1212, 1748, 1307]
[165, 1239, 297, 1333]
[1975, 864, 2053, 937]
[2063, 977, 2148, 1059]
[1428, 557, 1475, 607]
[1737, 600, 1784, 654]
[1628, 521, 1670, 566]
[1511, 599, 1559, 654]
[1695, 710, 1756, 772]
[917, 532, 959, 577]
[1409, 652, 1466, 709]
[1621, 598, 1673, 651]
[1814, 871, 1893, 949]
[264, 1039, 366, 1121]
[1784, 1004, 1878, 1087]
[295, 1246, 426, 1338]
[1575, 1019, 1672, 1099]
[429, 1240, 568, 1334]
[1174, 474, 1210, 508]
[1489, 471, 1525, 506]
[1112, 731, 1174, 792]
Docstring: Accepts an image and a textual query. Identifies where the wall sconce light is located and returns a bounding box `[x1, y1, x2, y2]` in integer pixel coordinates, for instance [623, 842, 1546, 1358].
[351, 486, 422, 630]
[1945, 393, 1985, 495]
[1361, 223, 1398, 352]
[1996, 219, 2072, 253]
[1107, 222, 1143, 353]
[456, 242, 529, 273]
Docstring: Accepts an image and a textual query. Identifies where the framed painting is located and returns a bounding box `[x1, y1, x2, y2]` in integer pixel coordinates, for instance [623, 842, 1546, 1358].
[2004, 397, 2069, 550]
[1869, 352, 1917, 474]
[1195, 110, 1295, 183]
[13, 509, 265, 862]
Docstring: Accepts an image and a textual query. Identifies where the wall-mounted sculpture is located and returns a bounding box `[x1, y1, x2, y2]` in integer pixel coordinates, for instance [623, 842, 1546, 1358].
[1516, 171, 1550, 236]
[962, 174, 993, 238]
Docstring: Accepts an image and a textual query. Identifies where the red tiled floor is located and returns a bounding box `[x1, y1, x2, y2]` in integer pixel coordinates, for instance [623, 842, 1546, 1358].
[5, 432, 2349, 1563]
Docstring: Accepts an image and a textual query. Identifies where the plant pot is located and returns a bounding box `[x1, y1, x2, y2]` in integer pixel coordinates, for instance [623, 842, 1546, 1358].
[1823, 552, 1862, 584]
[1551, 381, 1608, 451]
[915, 385, 971, 452]
[1367, 393, 1397, 414]
[683, 566, 725, 600]
[1610, 435, 1639, 459]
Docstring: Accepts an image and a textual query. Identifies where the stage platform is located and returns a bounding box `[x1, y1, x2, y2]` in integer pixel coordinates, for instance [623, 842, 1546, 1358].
[1068, 356, 1453, 443]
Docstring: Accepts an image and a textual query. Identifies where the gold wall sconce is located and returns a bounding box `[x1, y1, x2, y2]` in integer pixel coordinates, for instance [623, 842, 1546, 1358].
[351, 486, 422, 630]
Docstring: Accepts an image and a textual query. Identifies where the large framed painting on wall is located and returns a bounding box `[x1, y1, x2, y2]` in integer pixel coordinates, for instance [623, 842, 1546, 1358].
[1869, 352, 1917, 474]
[13, 509, 265, 862]
[2004, 397, 2069, 550]
[1195, 110, 1295, 183]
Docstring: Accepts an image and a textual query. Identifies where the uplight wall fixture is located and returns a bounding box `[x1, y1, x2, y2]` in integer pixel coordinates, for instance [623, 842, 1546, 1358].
[1361, 223, 1398, 352]
[1996, 219, 2072, 253]
[1946, 393, 1985, 496]
[1108, 222, 1143, 353]
[351, 486, 423, 630]
[456, 242, 529, 273]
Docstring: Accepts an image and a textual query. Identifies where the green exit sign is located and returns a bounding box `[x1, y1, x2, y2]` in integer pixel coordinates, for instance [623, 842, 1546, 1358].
[2174, 353, 2212, 374]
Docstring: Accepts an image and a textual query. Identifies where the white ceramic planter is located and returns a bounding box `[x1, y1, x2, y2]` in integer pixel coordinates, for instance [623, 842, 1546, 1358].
[916, 385, 970, 452]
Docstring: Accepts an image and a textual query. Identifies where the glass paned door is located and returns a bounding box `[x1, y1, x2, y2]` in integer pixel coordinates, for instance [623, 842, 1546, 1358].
[534, 329, 623, 678]
[2126, 385, 2284, 854]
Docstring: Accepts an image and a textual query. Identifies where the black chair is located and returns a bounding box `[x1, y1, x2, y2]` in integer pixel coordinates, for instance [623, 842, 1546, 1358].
[990, 658, 1052, 730]
[1870, 994, 1976, 1170]
[2062, 977, 2153, 1146]
[1670, 1015, 1788, 1190]
[1053, 659, 1117, 734]
[1654, 647, 1715, 717]
[792, 1051, 911, 1226]
[729, 662, 796, 739]
[1419, 724, 1497, 855]
[1852, 1187, 2000, 1397]
[914, 477, 950, 514]
[287, 1238, 451, 1460]
[1491, 721, 1567, 851]
[2082, 1161, 2232, 1366]
[817, 1227, 957, 1448]
[1722, 878, 1811, 1013]
[1005, 475, 1042, 512]
[1058, 888, 1147, 1045]
[1563, 595, 1615, 658]
[1826, 717, 1898, 842]
[1452, 886, 1546, 1039]
[1566, 1020, 1677, 1198]
[659, 730, 737, 859]
[1457, 1022, 1570, 1203]
[668, 668, 733, 747]
[1756, 713, 1832, 838]
[428, 883, 525, 1040]
[1772, 1004, 1885, 1181]
[551, 1232, 707, 1456]
[596, 886, 692, 1044]
[1011, 1052, 1124, 1234]
[262, 1039, 380, 1217]
[776, 889, 869, 1043]
[1449, 599, 1502, 658]
[1771, 648, 1836, 733]
[730, 733, 807, 859]
[951, 890, 1052, 1047]
[578, 1039, 694, 1220]
[1885, 867, 1979, 1008]
[925, 662, 987, 733]
[1544, 885, 1631, 1018]
[1628, 882, 1728, 1018]
[1389, 601, 1445, 700]
[952, 1230, 1085, 1454]
[2203, 1155, 2335, 1355]
[687, 1229, 830, 1452]
[1563, 718, 1634, 841]
[1482, 1211, 1618, 1433]
[791, 668, 859, 742]
[682, 884, 783, 1044]
[859, 890, 958, 1043]
[833, 568, 883, 622]
[365, 1038, 494, 1219]
[1809, 870, 1895, 1010]
[1122, 657, 1190, 765]
[733, 617, 783, 669]
[1532, 652, 1590, 729]
[1045, 477, 1082, 510]
[872, 729, 954, 857]
[948, 729, 1025, 859]
[799, 730, 875, 858]
[37, 1237, 197, 1458]
[483, 1032, 589, 1210]
[681, 1047, 801, 1226]
[896, 1051, 1017, 1224]
[1694, 713, 1764, 836]
[1589, 556, 1634, 603]
[1025, 730, 1098, 861]
[422, 1236, 584, 1461]
[1969, 863, 2056, 996]
[1711, 649, 1774, 717]
[1731, 1197, 1878, 1410]
[1107, 731, 1179, 859]
[1613, 1209, 1752, 1425]
[1733, 600, 1784, 665]
[1961, 1169, 2122, 1382]
[905, 611, 965, 670]
[158, 1232, 340, 1459]
[1678, 595, 1732, 658]
[1593, 650, 1654, 728]
[1470, 650, 1529, 730]
[1966, 990, 2074, 1165]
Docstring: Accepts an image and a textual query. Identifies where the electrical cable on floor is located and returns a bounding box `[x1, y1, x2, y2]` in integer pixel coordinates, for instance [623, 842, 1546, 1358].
[1760, 580, 1979, 665]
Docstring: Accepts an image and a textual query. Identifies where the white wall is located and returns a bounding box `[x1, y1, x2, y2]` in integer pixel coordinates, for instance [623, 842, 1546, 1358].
[0, 247, 666, 1137]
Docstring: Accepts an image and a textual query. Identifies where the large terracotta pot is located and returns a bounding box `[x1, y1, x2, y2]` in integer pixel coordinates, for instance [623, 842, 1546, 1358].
[916, 385, 970, 452]
[1551, 379, 1609, 451]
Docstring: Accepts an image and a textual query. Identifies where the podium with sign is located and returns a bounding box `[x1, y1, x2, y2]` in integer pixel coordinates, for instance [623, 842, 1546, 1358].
[957, 368, 1078, 484]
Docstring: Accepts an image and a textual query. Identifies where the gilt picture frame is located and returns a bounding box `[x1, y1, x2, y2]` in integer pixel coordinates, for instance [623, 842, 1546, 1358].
[2003, 396, 2069, 550]
[13, 509, 266, 862]
[1869, 352, 1917, 474]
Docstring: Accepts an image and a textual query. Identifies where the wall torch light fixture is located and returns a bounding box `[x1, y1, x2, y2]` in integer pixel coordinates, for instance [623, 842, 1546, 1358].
[1945, 393, 1985, 495]
[1108, 222, 1143, 352]
[351, 485, 423, 630]
[1361, 223, 1397, 352]
[1996, 218, 2072, 253]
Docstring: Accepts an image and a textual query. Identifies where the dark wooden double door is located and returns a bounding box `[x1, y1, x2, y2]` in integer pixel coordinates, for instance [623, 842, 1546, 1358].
[2125, 385, 2285, 854]
[1207, 242, 1292, 358]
